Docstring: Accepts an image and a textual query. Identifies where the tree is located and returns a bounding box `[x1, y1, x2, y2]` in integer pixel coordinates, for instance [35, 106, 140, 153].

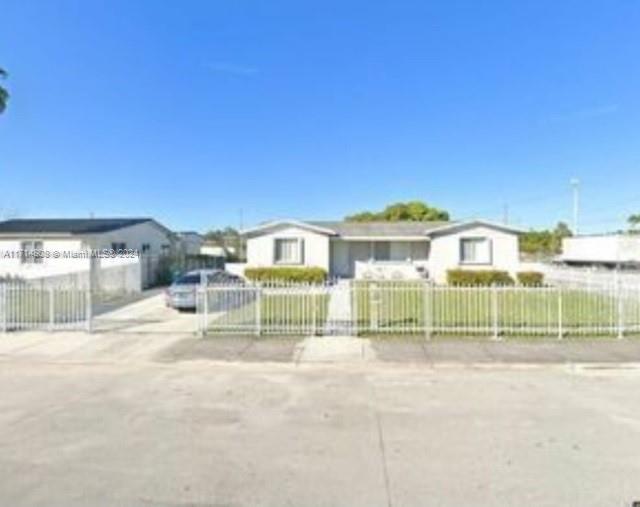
[629, 214, 640, 233]
[0, 68, 8, 114]
[346, 201, 450, 222]
[520, 222, 573, 257]
[203, 227, 245, 261]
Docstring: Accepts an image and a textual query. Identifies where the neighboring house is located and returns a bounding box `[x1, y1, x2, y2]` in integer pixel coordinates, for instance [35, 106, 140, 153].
[175, 231, 204, 256]
[242, 219, 522, 283]
[200, 243, 237, 259]
[0, 218, 175, 290]
[560, 234, 640, 269]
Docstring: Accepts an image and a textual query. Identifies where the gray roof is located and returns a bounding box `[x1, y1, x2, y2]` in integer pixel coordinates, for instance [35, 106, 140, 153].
[306, 221, 452, 237]
[0, 218, 154, 235]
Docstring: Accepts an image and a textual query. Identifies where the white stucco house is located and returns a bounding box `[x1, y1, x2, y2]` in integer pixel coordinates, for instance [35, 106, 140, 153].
[0, 218, 175, 290]
[241, 219, 523, 283]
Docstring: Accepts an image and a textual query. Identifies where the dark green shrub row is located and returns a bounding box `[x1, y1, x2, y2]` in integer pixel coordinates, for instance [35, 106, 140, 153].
[244, 267, 328, 283]
[516, 271, 545, 286]
[447, 269, 515, 286]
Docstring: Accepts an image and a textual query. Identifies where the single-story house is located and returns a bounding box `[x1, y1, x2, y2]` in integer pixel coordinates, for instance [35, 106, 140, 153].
[241, 219, 523, 283]
[0, 218, 175, 290]
[560, 234, 640, 269]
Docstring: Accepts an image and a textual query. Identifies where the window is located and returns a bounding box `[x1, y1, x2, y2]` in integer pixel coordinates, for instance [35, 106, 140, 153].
[274, 238, 304, 264]
[111, 242, 126, 251]
[142, 243, 151, 254]
[373, 242, 390, 261]
[21, 240, 44, 264]
[460, 237, 492, 264]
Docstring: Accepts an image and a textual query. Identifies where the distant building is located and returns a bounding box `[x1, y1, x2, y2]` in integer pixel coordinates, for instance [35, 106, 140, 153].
[175, 231, 204, 256]
[200, 243, 236, 259]
[561, 234, 640, 269]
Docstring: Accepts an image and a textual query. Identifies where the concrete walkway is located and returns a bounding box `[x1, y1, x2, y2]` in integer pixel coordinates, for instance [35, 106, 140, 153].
[324, 280, 353, 335]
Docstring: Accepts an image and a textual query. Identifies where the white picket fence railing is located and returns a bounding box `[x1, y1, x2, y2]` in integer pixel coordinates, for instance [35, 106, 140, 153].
[197, 280, 640, 338]
[0, 282, 91, 332]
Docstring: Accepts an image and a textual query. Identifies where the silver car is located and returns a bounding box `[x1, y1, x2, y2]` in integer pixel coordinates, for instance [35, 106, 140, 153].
[165, 270, 241, 310]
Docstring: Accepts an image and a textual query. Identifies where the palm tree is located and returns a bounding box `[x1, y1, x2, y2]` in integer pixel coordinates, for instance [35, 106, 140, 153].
[0, 68, 9, 114]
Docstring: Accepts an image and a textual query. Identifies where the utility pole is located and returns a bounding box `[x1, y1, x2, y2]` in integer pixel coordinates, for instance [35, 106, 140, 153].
[570, 178, 580, 235]
[502, 203, 509, 225]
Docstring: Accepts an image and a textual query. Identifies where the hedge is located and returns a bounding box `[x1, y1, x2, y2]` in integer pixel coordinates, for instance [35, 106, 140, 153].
[516, 271, 545, 286]
[447, 269, 515, 286]
[244, 267, 328, 284]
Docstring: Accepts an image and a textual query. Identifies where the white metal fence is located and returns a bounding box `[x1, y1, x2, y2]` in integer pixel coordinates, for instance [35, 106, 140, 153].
[0, 281, 91, 332]
[198, 280, 640, 338]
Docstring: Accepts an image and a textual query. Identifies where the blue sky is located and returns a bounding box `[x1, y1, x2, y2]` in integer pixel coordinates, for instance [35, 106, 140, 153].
[1, 0, 639, 233]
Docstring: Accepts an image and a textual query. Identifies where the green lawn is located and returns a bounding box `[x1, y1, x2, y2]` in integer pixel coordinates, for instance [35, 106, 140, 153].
[206, 289, 329, 334]
[352, 281, 640, 338]
[205, 282, 640, 338]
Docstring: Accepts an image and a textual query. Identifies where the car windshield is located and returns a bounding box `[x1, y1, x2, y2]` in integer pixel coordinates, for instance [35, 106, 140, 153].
[174, 274, 202, 285]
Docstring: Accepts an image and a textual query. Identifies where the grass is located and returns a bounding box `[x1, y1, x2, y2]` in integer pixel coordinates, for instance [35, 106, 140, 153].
[205, 282, 640, 338]
[206, 289, 329, 334]
[353, 281, 640, 338]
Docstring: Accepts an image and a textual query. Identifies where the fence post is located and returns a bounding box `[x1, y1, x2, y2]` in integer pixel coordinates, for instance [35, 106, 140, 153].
[85, 286, 92, 333]
[616, 274, 624, 339]
[48, 288, 55, 332]
[491, 284, 499, 340]
[203, 287, 209, 336]
[1, 284, 7, 334]
[255, 286, 262, 336]
[424, 282, 432, 340]
[351, 281, 358, 337]
[311, 288, 317, 336]
[371, 283, 379, 332]
[557, 287, 563, 340]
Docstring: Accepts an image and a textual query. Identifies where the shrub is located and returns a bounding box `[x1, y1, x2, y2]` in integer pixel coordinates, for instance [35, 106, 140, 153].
[447, 269, 515, 286]
[244, 267, 328, 284]
[517, 271, 544, 286]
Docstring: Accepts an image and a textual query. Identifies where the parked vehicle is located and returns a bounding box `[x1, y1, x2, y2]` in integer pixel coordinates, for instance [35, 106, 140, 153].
[165, 270, 242, 310]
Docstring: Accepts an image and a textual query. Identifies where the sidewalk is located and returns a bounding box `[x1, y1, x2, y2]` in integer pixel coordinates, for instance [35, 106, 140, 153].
[372, 338, 640, 364]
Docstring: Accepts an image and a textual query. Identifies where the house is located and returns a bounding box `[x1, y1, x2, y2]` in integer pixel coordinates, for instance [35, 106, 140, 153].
[560, 234, 640, 269]
[175, 231, 204, 256]
[241, 219, 522, 283]
[0, 218, 175, 290]
[200, 243, 237, 259]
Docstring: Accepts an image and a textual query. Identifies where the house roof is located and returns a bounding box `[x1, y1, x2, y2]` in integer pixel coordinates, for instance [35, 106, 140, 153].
[306, 221, 451, 238]
[242, 218, 524, 239]
[0, 218, 156, 236]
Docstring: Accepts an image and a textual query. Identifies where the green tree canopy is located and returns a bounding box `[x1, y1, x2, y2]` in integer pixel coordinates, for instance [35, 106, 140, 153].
[629, 214, 640, 232]
[345, 201, 450, 222]
[0, 68, 9, 114]
[520, 222, 573, 256]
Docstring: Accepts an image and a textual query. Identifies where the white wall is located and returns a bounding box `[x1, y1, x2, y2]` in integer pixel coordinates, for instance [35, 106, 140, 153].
[246, 226, 330, 272]
[0, 238, 89, 279]
[84, 221, 173, 255]
[562, 235, 640, 263]
[428, 225, 520, 283]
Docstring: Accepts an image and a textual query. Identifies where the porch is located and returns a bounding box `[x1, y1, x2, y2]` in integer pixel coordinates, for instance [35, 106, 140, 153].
[329, 238, 430, 279]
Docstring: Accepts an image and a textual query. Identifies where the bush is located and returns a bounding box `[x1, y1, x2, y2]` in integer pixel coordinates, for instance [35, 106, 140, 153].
[447, 269, 515, 286]
[244, 267, 328, 284]
[517, 271, 544, 286]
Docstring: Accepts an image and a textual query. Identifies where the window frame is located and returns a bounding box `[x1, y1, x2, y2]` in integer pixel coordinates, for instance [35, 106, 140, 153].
[20, 240, 44, 264]
[274, 237, 304, 265]
[459, 237, 493, 265]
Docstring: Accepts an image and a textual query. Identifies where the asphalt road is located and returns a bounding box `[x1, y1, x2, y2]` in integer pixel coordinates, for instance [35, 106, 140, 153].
[1, 356, 639, 507]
